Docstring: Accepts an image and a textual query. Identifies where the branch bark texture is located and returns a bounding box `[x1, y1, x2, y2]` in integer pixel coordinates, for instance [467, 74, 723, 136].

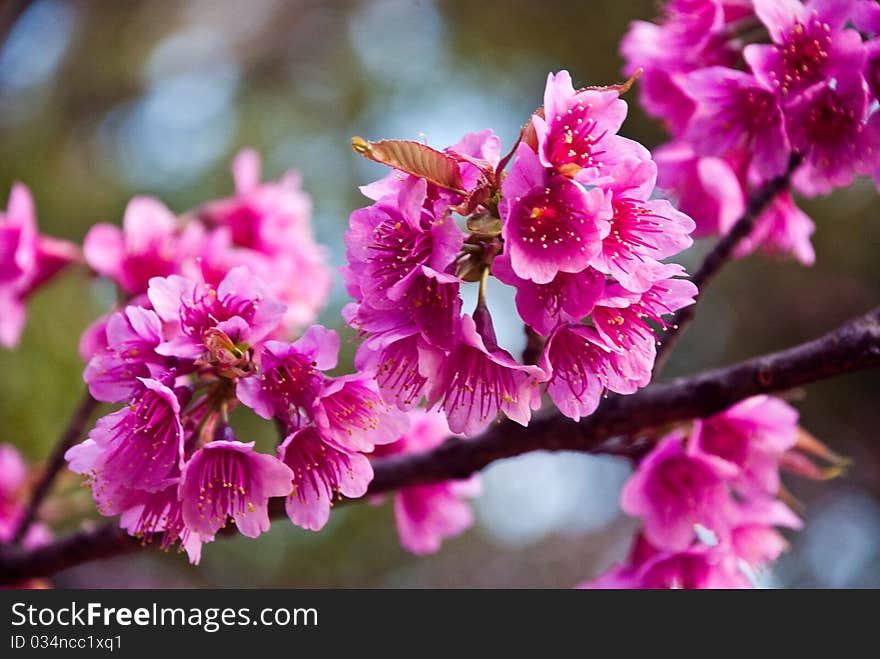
[1, 306, 877, 585]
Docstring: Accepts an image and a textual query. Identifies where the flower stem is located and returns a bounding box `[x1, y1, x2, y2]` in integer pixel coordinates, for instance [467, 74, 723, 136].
[477, 265, 490, 309]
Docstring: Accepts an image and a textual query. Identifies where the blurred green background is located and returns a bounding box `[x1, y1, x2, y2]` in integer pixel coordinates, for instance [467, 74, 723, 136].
[0, 0, 878, 588]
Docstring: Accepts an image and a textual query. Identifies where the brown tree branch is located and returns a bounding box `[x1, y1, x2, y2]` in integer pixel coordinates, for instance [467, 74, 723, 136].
[1, 305, 877, 585]
[9, 391, 99, 545]
[653, 154, 802, 375]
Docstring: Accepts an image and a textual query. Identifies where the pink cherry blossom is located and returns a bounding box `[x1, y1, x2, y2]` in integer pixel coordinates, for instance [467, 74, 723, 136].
[420, 314, 545, 436]
[744, 0, 864, 100]
[533, 70, 648, 184]
[200, 149, 314, 253]
[120, 485, 203, 564]
[621, 433, 738, 551]
[619, 0, 739, 135]
[279, 427, 373, 531]
[631, 546, 752, 589]
[682, 66, 791, 180]
[730, 497, 802, 568]
[148, 265, 286, 361]
[179, 439, 293, 540]
[579, 533, 751, 589]
[500, 143, 611, 284]
[374, 409, 479, 554]
[85, 378, 185, 495]
[344, 177, 464, 309]
[735, 191, 816, 265]
[539, 323, 626, 420]
[312, 374, 409, 452]
[197, 150, 331, 330]
[236, 325, 339, 421]
[355, 327, 429, 411]
[592, 161, 695, 293]
[83, 305, 173, 403]
[84, 196, 181, 295]
[691, 395, 799, 496]
[786, 72, 880, 196]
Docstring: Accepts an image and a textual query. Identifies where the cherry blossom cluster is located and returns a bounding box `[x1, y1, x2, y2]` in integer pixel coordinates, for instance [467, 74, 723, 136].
[0, 151, 331, 353]
[56, 151, 433, 562]
[580, 396, 839, 588]
[622, 0, 880, 264]
[345, 70, 697, 437]
[79, 150, 331, 355]
[1, 149, 480, 561]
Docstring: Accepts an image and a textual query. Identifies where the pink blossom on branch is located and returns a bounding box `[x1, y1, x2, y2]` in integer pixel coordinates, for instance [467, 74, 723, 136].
[682, 66, 791, 181]
[347, 71, 697, 438]
[743, 0, 864, 100]
[621, 433, 738, 552]
[532, 70, 647, 185]
[179, 438, 293, 540]
[420, 315, 545, 436]
[374, 410, 480, 554]
[500, 143, 611, 284]
[82, 305, 171, 403]
[279, 427, 373, 532]
[83, 196, 182, 296]
[625, 0, 880, 263]
[148, 265, 286, 362]
[236, 325, 339, 421]
[583, 395, 808, 589]
[785, 71, 880, 195]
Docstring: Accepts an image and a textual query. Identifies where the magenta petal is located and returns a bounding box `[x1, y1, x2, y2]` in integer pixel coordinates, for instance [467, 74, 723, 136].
[394, 484, 474, 554]
[292, 325, 340, 371]
[621, 434, 735, 552]
[422, 315, 546, 436]
[180, 440, 292, 540]
[279, 427, 373, 531]
[0, 294, 26, 348]
[232, 149, 261, 194]
[502, 173, 610, 284]
[312, 374, 410, 452]
[540, 323, 616, 421]
[493, 254, 605, 336]
[147, 274, 194, 323]
[83, 223, 125, 280]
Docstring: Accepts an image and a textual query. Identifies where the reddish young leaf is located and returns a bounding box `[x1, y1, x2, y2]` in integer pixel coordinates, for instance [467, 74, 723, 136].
[351, 137, 465, 193]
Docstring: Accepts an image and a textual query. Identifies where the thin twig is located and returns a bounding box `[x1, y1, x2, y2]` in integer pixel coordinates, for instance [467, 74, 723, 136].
[653, 154, 802, 375]
[9, 391, 99, 545]
[521, 325, 545, 366]
[1, 305, 877, 584]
